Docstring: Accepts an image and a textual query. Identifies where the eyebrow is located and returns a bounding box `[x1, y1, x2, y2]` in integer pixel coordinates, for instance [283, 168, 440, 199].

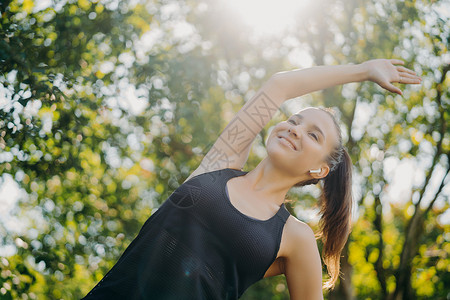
[292, 114, 326, 141]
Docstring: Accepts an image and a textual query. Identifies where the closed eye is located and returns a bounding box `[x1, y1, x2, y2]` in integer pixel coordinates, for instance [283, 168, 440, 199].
[288, 119, 297, 125]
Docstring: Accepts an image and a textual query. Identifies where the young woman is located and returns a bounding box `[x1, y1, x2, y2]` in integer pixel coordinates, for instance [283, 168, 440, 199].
[83, 59, 420, 299]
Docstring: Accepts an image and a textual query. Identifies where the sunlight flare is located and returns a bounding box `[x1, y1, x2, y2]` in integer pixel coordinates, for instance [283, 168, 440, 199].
[224, 0, 308, 36]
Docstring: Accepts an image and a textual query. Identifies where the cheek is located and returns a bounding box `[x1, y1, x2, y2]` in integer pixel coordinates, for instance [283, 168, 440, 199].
[303, 139, 316, 152]
[266, 138, 286, 158]
[304, 137, 322, 152]
[304, 142, 328, 164]
[266, 138, 280, 154]
[266, 130, 281, 148]
[266, 125, 283, 142]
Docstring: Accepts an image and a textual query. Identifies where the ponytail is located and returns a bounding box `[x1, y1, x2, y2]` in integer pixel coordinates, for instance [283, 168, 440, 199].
[318, 148, 352, 289]
[294, 107, 353, 289]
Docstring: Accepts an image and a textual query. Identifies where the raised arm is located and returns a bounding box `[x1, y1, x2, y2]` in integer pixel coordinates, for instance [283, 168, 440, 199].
[273, 58, 420, 99]
[185, 59, 420, 181]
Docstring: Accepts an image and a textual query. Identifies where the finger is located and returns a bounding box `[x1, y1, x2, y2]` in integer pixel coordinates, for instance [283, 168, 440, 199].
[384, 83, 403, 95]
[390, 59, 405, 65]
[400, 72, 419, 79]
[400, 72, 422, 81]
[405, 68, 418, 76]
[399, 76, 421, 84]
[398, 67, 418, 76]
[393, 87, 403, 95]
[397, 66, 417, 75]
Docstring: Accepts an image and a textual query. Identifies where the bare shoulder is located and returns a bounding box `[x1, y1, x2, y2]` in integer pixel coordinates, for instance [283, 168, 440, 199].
[283, 215, 317, 253]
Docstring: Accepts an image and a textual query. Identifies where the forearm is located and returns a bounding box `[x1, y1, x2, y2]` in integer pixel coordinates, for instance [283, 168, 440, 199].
[272, 63, 369, 101]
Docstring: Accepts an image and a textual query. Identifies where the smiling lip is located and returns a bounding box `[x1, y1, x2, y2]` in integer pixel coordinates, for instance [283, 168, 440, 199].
[278, 136, 297, 150]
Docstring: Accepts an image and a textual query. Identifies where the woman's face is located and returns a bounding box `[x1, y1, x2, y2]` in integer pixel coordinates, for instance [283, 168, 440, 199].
[265, 108, 339, 178]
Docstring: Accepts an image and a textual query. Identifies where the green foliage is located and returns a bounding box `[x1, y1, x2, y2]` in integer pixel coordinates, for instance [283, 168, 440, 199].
[241, 276, 290, 300]
[0, 0, 448, 299]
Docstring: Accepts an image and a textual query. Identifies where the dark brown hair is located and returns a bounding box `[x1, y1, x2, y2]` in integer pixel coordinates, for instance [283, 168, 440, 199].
[295, 107, 353, 289]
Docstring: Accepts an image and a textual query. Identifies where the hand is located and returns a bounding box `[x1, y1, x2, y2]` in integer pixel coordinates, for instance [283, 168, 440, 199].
[361, 59, 421, 95]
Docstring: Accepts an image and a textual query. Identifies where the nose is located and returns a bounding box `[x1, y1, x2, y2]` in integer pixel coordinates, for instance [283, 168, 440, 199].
[288, 126, 300, 138]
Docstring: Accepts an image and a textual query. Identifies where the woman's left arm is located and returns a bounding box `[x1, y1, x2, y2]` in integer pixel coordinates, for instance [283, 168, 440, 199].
[272, 59, 421, 100]
[283, 219, 324, 300]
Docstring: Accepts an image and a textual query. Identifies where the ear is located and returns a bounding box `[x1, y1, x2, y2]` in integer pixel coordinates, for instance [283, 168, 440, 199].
[310, 165, 330, 179]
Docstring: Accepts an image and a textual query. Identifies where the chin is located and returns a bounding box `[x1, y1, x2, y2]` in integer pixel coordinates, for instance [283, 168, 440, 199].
[266, 146, 302, 176]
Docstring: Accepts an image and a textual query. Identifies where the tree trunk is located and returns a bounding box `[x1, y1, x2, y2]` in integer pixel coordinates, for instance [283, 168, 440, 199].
[329, 242, 353, 300]
[391, 209, 423, 300]
[373, 195, 387, 299]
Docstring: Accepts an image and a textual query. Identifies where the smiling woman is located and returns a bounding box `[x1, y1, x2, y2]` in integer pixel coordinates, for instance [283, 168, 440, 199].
[83, 58, 421, 300]
[223, 0, 308, 36]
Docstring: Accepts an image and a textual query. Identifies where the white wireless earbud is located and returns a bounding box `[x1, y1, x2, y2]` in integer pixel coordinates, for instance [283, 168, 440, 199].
[309, 168, 321, 174]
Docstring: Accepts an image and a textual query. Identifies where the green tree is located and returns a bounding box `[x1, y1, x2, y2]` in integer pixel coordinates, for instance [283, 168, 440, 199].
[276, 0, 449, 299]
[1, 0, 448, 299]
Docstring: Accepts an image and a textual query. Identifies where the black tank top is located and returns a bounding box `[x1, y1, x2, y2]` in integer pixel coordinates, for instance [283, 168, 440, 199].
[83, 168, 290, 299]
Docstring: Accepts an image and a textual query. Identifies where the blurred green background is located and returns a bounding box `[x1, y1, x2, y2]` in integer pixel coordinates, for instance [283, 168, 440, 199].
[0, 0, 448, 299]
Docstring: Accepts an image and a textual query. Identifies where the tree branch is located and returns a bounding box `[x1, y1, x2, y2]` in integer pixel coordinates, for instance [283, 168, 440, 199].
[392, 63, 449, 300]
[415, 64, 448, 208]
[425, 156, 450, 215]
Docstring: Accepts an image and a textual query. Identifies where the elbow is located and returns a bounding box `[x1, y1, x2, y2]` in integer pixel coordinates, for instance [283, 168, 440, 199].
[269, 72, 284, 86]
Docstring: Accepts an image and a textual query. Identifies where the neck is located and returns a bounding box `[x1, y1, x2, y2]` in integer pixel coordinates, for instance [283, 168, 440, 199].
[243, 158, 308, 206]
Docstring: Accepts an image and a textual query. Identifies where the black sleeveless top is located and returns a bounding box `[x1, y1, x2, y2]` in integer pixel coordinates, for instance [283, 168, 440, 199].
[83, 168, 291, 299]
